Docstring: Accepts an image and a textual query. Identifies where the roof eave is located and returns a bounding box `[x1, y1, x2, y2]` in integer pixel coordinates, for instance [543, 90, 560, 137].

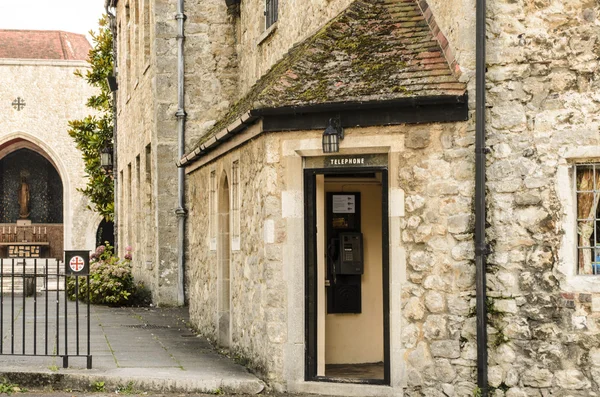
[178, 93, 468, 168]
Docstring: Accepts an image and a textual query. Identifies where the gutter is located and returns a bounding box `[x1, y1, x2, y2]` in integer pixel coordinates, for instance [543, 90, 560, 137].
[251, 95, 468, 116]
[474, 0, 489, 394]
[175, 0, 187, 305]
[176, 94, 468, 167]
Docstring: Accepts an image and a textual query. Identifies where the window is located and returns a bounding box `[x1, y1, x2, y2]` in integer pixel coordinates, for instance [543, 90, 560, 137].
[576, 163, 600, 275]
[135, 155, 141, 255]
[125, 3, 131, 93]
[143, 0, 151, 66]
[210, 170, 217, 250]
[265, 0, 278, 29]
[231, 160, 240, 251]
[127, 163, 132, 249]
[144, 144, 154, 269]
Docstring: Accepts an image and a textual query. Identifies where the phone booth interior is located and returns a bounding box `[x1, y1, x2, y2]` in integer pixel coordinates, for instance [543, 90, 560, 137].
[315, 172, 385, 381]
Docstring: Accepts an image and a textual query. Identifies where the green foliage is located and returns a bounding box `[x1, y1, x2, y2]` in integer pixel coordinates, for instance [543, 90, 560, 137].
[0, 378, 19, 395]
[492, 328, 510, 348]
[472, 387, 482, 397]
[68, 16, 114, 220]
[92, 381, 105, 392]
[68, 243, 135, 306]
[116, 381, 139, 395]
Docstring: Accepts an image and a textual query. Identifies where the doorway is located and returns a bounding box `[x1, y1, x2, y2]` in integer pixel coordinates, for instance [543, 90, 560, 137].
[305, 167, 389, 384]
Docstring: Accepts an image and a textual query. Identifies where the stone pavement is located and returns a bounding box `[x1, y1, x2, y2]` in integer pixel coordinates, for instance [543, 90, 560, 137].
[0, 295, 264, 394]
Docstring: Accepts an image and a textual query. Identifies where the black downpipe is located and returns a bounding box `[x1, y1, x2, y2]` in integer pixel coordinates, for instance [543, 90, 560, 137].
[475, 0, 489, 394]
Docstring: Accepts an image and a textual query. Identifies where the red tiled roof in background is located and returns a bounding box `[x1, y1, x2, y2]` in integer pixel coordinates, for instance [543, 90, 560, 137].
[0, 30, 90, 61]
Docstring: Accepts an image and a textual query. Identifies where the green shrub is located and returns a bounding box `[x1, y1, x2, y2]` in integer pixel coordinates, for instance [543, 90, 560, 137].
[68, 243, 140, 306]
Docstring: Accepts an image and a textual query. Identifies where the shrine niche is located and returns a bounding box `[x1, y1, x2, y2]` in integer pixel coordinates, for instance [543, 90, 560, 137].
[0, 147, 63, 259]
[0, 148, 63, 223]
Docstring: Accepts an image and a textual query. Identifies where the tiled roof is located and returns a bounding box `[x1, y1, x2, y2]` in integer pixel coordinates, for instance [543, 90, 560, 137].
[184, 0, 466, 162]
[0, 30, 91, 61]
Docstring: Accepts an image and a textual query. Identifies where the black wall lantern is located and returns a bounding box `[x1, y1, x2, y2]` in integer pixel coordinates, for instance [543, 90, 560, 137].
[106, 75, 118, 92]
[322, 117, 344, 153]
[101, 146, 113, 172]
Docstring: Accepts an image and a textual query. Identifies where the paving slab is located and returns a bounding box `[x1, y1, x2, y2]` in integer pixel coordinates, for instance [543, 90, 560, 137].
[0, 295, 264, 394]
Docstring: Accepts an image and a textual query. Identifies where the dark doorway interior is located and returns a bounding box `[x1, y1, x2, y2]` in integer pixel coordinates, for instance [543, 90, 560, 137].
[96, 219, 115, 247]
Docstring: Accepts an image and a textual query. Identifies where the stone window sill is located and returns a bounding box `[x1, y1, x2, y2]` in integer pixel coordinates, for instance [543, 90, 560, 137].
[562, 274, 600, 294]
[257, 22, 278, 46]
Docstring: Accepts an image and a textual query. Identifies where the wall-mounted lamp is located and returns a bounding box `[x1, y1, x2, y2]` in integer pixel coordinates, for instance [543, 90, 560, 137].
[106, 75, 118, 92]
[101, 146, 113, 172]
[322, 117, 344, 153]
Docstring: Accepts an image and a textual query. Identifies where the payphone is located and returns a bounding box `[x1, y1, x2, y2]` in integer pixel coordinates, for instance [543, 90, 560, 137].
[338, 232, 363, 275]
[326, 192, 363, 314]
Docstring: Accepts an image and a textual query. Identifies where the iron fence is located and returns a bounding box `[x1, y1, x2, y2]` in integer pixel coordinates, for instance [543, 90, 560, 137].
[0, 258, 92, 368]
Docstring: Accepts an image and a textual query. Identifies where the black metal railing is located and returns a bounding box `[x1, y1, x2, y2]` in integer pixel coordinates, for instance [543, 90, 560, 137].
[0, 258, 92, 369]
[265, 0, 278, 28]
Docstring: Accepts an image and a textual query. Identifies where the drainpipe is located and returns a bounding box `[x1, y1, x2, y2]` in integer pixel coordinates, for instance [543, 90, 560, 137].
[105, 0, 118, 253]
[475, 0, 489, 394]
[175, 0, 187, 305]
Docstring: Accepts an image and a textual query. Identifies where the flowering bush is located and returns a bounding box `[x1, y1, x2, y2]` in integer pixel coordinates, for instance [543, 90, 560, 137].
[68, 243, 142, 306]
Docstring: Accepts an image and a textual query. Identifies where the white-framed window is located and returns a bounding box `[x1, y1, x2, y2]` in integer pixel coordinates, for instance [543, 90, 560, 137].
[575, 163, 600, 275]
[265, 0, 278, 29]
[209, 170, 217, 251]
[231, 160, 241, 251]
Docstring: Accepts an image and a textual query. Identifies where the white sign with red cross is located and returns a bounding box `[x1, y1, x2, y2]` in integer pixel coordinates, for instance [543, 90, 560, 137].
[65, 250, 90, 275]
[69, 256, 85, 272]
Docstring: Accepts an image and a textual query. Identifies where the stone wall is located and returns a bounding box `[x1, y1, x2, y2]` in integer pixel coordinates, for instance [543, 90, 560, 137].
[0, 60, 99, 253]
[393, 121, 477, 396]
[117, 0, 600, 393]
[183, 0, 239, 150]
[185, 120, 479, 392]
[420, 0, 475, 79]
[114, 0, 180, 305]
[236, 0, 353, 94]
[482, 0, 600, 395]
[187, 130, 286, 380]
[182, 0, 356, 146]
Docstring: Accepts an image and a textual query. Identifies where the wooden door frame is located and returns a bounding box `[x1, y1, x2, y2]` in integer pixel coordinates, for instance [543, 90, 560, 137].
[304, 167, 390, 385]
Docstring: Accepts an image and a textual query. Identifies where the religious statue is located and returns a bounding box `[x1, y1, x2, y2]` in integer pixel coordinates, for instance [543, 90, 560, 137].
[18, 176, 30, 219]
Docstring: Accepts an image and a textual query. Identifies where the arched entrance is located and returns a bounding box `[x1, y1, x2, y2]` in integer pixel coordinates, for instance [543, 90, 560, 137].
[96, 219, 115, 248]
[0, 143, 64, 259]
[218, 171, 231, 347]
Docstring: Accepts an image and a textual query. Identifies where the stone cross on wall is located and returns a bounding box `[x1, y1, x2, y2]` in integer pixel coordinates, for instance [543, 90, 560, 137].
[12, 97, 26, 111]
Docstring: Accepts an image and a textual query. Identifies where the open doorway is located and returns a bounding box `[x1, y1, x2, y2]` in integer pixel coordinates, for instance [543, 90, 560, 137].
[305, 166, 389, 384]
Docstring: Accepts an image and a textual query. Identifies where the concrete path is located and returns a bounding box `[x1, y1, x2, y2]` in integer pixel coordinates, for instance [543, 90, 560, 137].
[0, 295, 264, 394]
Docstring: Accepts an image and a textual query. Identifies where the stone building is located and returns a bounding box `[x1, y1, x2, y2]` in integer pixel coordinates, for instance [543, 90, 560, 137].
[0, 30, 99, 258]
[110, 0, 600, 395]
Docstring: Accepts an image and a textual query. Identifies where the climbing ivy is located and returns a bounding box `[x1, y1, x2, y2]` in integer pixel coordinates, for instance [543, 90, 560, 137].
[68, 16, 114, 220]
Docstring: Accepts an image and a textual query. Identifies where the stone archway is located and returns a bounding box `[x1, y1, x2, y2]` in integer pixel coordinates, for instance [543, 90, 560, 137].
[0, 140, 65, 259]
[217, 171, 231, 347]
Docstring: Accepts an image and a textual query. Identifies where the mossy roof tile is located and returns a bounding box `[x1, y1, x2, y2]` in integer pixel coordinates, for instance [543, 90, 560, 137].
[190, 0, 465, 152]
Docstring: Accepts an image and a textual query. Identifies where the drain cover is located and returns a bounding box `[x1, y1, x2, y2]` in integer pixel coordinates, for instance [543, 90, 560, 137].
[125, 324, 170, 329]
